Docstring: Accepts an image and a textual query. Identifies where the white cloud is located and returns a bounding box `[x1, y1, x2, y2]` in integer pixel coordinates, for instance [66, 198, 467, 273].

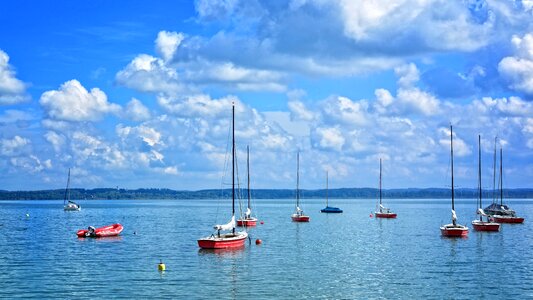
[0, 135, 30, 156]
[116, 124, 163, 147]
[39, 80, 121, 121]
[156, 31, 185, 61]
[288, 100, 315, 121]
[0, 49, 28, 105]
[438, 127, 471, 157]
[10, 155, 51, 173]
[322, 96, 369, 126]
[124, 98, 151, 121]
[396, 88, 441, 116]
[312, 127, 345, 151]
[157, 94, 239, 117]
[498, 33, 533, 95]
[115, 54, 184, 94]
[44, 131, 66, 152]
[395, 63, 420, 88]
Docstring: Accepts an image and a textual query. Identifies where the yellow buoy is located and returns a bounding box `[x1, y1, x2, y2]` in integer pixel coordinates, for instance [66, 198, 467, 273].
[158, 260, 166, 272]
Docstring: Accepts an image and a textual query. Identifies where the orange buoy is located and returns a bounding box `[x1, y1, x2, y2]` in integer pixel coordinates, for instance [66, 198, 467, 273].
[255, 239, 262, 245]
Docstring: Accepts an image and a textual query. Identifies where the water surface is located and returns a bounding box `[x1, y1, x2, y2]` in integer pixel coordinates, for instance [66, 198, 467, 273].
[0, 198, 532, 299]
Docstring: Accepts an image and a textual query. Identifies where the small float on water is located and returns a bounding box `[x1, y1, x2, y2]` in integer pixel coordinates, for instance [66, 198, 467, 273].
[77, 223, 123, 238]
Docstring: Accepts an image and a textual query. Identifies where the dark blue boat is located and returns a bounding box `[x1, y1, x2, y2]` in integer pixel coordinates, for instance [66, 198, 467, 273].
[320, 171, 343, 213]
[321, 206, 343, 213]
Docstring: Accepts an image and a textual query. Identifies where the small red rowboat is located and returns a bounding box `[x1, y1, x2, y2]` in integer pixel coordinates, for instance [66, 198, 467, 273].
[77, 223, 123, 238]
[491, 215, 524, 224]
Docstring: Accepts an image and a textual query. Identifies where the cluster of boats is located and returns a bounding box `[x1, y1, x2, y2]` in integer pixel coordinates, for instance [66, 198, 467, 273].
[64, 105, 524, 246]
[440, 127, 524, 237]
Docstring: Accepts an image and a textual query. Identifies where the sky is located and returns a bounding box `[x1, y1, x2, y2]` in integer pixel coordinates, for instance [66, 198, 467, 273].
[0, 0, 532, 191]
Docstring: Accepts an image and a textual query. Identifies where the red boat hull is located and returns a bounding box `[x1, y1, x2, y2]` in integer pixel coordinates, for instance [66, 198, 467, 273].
[291, 215, 310, 222]
[375, 212, 397, 218]
[237, 218, 257, 227]
[77, 223, 123, 238]
[440, 226, 469, 237]
[492, 216, 524, 223]
[197, 233, 248, 249]
[472, 221, 500, 232]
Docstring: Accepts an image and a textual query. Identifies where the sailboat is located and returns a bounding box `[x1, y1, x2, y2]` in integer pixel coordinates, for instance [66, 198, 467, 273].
[237, 146, 258, 227]
[63, 168, 81, 211]
[320, 171, 342, 213]
[471, 135, 500, 231]
[291, 151, 310, 222]
[374, 159, 396, 218]
[440, 125, 469, 237]
[197, 103, 248, 249]
[484, 146, 524, 224]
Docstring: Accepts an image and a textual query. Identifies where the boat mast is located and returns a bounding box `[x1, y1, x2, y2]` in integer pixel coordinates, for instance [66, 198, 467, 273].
[296, 151, 300, 208]
[232, 103, 235, 235]
[492, 137, 497, 203]
[379, 158, 382, 206]
[64, 168, 71, 205]
[326, 171, 329, 207]
[478, 135, 482, 222]
[450, 125, 456, 226]
[500, 148, 503, 205]
[247, 145, 251, 211]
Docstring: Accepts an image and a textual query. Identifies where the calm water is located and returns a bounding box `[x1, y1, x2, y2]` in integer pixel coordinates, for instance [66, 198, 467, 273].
[0, 198, 532, 299]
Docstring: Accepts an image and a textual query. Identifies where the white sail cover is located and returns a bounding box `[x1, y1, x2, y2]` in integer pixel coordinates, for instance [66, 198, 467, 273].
[214, 216, 235, 231]
[477, 208, 487, 216]
[379, 204, 385, 209]
[451, 209, 457, 222]
[245, 208, 251, 217]
[296, 206, 302, 213]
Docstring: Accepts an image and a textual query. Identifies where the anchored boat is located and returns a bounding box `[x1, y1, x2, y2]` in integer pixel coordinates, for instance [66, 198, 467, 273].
[63, 168, 81, 211]
[197, 103, 248, 249]
[321, 171, 343, 213]
[77, 223, 123, 238]
[374, 159, 396, 219]
[472, 135, 500, 232]
[292, 151, 310, 222]
[237, 146, 258, 227]
[440, 125, 469, 237]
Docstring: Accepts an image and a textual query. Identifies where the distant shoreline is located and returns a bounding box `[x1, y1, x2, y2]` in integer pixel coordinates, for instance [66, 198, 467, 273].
[1, 187, 532, 200]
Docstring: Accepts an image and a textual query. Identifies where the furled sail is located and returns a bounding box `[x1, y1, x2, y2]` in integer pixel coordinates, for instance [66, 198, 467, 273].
[451, 209, 457, 222]
[245, 208, 251, 218]
[214, 216, 235, 231]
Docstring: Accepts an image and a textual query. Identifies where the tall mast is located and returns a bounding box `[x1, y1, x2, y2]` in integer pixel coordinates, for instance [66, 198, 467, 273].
[379, 158, 382, 205]
[232, 103, 235, 234]
[450, 125, 455, 225]
[247, 145, 251, 210]
[296, 151, 300, 208]
[326, 171, 329, 207]
[492, 137, 497, 203]
[478, 135, 482, 221]
[500, 148, 503, 205]
[64, 168, 71, 205]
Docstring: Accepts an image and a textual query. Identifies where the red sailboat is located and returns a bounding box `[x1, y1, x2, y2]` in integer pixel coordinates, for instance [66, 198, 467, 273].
[237, 146, 258, 227]
[77, 223, 123, 238]
[472, 135, 500, 232]
[374, 159, 396, 218]
[489, 147, 524, 224]
[292, 151, 310, 222]
[440, 125, 469, 237]
[198, 103, 248, 249]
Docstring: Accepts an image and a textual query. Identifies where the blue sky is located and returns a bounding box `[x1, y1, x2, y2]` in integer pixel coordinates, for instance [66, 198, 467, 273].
[0, 0, 532, 190]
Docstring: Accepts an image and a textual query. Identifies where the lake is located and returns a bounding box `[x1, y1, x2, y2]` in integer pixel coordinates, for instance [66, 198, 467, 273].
[0, 198, 532, 299]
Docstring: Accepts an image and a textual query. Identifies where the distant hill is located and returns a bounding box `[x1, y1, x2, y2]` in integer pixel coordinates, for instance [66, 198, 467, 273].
[0, 187, 532, 200]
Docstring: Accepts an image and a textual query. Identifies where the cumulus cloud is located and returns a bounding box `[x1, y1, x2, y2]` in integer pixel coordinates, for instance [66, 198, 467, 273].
[10, 155, 51, 173]
[0, 49, 28, 104]
[0, 135, 30, 156]
[39, 80, 121, 121]
[157, 94, 239, 117]
[124, 98, 151, 121]
[498, 33, 533, 95]
[156, 31, 185, 61]
[115, 54, 185, 94]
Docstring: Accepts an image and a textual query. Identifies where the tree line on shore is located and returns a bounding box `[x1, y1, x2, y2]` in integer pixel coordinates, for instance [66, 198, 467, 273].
[0, 187, 532, 200]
